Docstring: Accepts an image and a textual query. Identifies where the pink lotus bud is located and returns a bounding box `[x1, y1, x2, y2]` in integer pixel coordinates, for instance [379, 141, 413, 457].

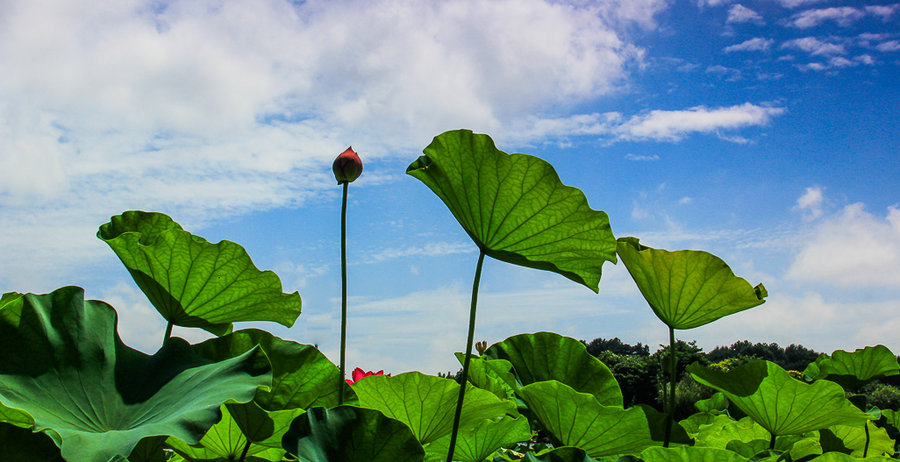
[333, 147, 363, 184]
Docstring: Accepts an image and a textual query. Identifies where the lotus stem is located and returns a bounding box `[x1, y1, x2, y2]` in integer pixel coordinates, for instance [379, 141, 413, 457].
[163, 321, 173, 344]
[446, 249, 486, 462]
[339, 181, 349, 405]
[864, 422, 870, 457]
[664, 326, 677, 447]
[239, 439, 251, 462]
[769, 432, 776, 450]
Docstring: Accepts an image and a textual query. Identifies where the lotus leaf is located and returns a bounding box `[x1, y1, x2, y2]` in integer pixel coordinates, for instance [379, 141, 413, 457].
[616, 237, 766, 329]
[803, 346, 900, 389]
[0, 286, 271, 462]
[98, 210, 302, 336]
[350, 372, 515, 445]
[192, 329, 353, 410]
[639, 446, 750, 462]
[482, 332, 622, 406]
[281, 406, 425, 462]
[423, 415, 532, 462]
[518, 381, 680, 457]
[689, 360, 870, 436]
[819, 421, 895, 458]
[407, 129, 616, 292]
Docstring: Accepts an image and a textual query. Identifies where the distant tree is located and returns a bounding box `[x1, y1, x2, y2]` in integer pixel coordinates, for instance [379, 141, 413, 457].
[584, 337, 650, 357]
[708, 340, 820, 372]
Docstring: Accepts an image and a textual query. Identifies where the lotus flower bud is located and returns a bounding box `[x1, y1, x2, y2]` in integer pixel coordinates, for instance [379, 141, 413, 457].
[475, 340, 487, 355]
[333, 147, 363, 184]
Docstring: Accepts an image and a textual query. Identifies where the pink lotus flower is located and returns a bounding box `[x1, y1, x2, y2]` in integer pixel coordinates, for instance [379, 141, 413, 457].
[333, 147, 363, 184]
[345, 367, 387, 385]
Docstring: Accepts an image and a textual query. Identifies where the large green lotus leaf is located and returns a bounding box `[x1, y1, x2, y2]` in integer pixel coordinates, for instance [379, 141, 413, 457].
[689, 360, 870, 436]
[518, 381, 674, 458]
[98, 211, 302, 335]
[406, 129, 617, 292]
[679, 412, 719, 436]
[616, 237, 766, 329]
[808, 453, 895, 461]
[694, 392, 729, 414]
[819, 421, 895, 458]
[803, 346, 900, 389]
[454, 353, 519, 401]
[482, 332, 622, 406]
[281, 406, 425, 462]
[694, 415, 820, 458]
[350, 372, 515, 445]
[423, 415, 532, 462]
[114, 436, 169, 462]
[0, 422, 65, 461]
[192, 329, 353, 410]
[0, 286, 272, 462]
[167, 402, 298, 461]
[639, 446, 750, 462]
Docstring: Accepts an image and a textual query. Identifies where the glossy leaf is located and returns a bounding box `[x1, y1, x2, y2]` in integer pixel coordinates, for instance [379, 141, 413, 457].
[640, 446, 750, 462]
[803, 345, 900, 389]
[0, 402, 33, 428]
[350, 372, 515, 445]
[454, 353, 518, 401]
[482, 332, 622, 406]
[616, 237, 766, 329]
[0, 286, 272, 462]
[192, 329, 353, 410]
[689, 360, 870, 436]
[407, 129, 616, 292]
[518, 381, 677, 457]
[281, 406, 425, 462]
[423, 415, 531, 462]
[98, 210, 302, 335]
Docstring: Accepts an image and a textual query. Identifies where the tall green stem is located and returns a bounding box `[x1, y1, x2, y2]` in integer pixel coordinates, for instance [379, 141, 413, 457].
[446, 249, 486, 462]
[163, 321, 173, 345]
[338, 182, 349, 405]
[239, 439, 251, 462]
[664, 326, 677, 447]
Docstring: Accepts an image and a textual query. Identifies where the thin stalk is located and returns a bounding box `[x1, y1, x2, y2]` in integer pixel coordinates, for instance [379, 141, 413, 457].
[769, 432, 776, 451]
[163, 321, 173, 344]
[338, 182, 349, 405]
[446, 249, 486, 462]
[239, 439, 251, 462]
[663, 326, 677, 448]
[863, 421, 870, 458]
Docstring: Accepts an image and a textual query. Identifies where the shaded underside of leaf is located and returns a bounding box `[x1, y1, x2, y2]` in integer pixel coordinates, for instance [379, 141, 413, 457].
[350, 371, 515, 445]
[98, 210, 302, 335]
[616, 237, 766, 329]
[689, 360, 870, 436]
[282, 406, 425, 462]
[423, 415, 532, 462]
[0, 286, 272, 462]
[803, 345, 900, 389]
[482, 332, 622, 406]
[639, 446, 751, 462]
[407, 129, 617, 292]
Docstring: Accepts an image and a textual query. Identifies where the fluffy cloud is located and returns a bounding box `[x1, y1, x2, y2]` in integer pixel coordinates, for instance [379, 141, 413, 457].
[789, 7, 866, 28]
[787, 203, 900, 288]
[0, 0, 661, 288]
[727, 4, 764, 24]
[611, 103, 785, 142]
[776, 0, 826, 8]
[781, 37, 846, 56]
[724, 37, 775, 52]
[794, 186, 824, 221]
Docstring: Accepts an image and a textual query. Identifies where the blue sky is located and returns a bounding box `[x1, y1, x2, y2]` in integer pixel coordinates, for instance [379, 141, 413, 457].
[1, 0, 898, 375]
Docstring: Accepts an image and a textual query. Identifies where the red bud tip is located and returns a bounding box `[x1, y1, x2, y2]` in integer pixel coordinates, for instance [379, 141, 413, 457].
[333, 146, 363, 184]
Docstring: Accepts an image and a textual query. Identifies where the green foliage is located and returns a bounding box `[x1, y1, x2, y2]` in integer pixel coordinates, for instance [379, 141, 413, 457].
[407, 129, 617, 292]
[98, 210, 302, 336]
[804, 346, 900, 390]
[708, 341, 820, 372]
[585, 337, 650, 357]
[616, 237, 767, 330]
[864, 383, 900, 411]
[0, 287, 272, 462]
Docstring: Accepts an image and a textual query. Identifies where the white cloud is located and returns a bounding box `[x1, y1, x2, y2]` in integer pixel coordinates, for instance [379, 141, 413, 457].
[724, 37, 775, 52]
[727, 4, 764, 24]
[777, 0, 826, 8]
[865, 4, 900, 20]
[612, 103, 785, 142]
[877, 40, 900, 52]
[697, 0, 733, 7]
[625, 153, 661, 161]
[781, 37, 846, 56]
[789, 7, 866, 28]
[787, 203, 900, 288]
[794, 186, 824, 221]
[364, 242, 476, 264]
[0, 0, 660, 289]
